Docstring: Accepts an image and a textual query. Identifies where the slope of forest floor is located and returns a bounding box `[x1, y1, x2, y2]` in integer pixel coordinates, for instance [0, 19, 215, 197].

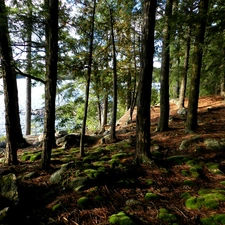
[1, 95, 225, 225]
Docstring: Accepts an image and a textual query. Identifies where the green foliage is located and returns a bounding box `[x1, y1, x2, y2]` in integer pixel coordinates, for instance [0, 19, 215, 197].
[201, 214, 225, 225]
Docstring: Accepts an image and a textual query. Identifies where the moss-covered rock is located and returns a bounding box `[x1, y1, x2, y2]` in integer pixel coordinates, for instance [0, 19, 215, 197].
[201, 214, 225, 225]
[166, 155, 189, 165]
[109, 211, 136, 225]
[77, 196, 90, 207]
[30, 151, 42, 162]
[145, 192, 160, 201]
[158, 208, 177, 223]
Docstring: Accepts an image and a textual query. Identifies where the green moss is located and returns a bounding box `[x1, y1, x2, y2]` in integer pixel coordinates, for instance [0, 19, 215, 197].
[30, 152, 42, 162]
[181, 170, 190, 177]
[190, 165, 203, 178]
[185, 197, 204, 210]
[185, 190, 225, 210]
[146, 179, 154, 185]
[145, 192, 160, 201]
[201, 214, 225, 225]
[83, 154, 99, 163]
[183, 180, 195, 186]
[52, 203, 62, 211]
[112, 152, 127, 159]
[220, 181, 225, 186]
[92, 161, 105, 167]
[166, 155, 189, 165]
[186, 160, 198, 166]
[205, 162, 223, 174]
[108, 211, 136, 225]
[158, 208, 177, 222]
[77, 196, 89, 207]
[94, 195, 105, 203]
[21, 153, 31, 161]
[84, 169, 99, 179]
[180, 192, 192, 200]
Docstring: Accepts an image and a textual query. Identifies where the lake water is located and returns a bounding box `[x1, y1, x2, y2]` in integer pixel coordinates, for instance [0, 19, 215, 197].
[0, 78, 45, 136]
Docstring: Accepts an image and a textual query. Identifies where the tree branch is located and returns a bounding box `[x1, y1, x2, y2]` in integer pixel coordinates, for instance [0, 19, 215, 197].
[15, 67, 46, 84]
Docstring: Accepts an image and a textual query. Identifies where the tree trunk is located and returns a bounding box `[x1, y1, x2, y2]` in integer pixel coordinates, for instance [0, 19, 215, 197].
[185, 0, 209, 133]
[157, 0, 173, 132]
[134, 0, 157, 164]
[0, 0, 18, 165]
[25, 0, 33, 135]
[41, 0, 58, 170]
[80, 0, 96, 157]
[106, 2, 118, 142]
[102, 94, 108, 127]
[178, 27, 191, 108]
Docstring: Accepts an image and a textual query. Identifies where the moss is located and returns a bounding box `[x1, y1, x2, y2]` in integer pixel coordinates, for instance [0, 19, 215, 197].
[201, 214, 225, 225]
[92, 161, 105, 167]
[220, 181, 225, 186]
[145, 192, 160, 201]
[112, 152, 127, 159]
[180, 192, 192, 200]
[146, 179, 154, 185]
[166, 155, 189, 165]
[185, 190, 225, 210]
[205, 162, 223, 174]
[77, 196, 89, 207]
[185, 197, 204, 210]
[183, 180, 195, 187]
[84, 169, 99, 179]
[94, 195, 105, 203]
[108, 211, 136, 225]
[189, 165, 203, 178]
[52, 203, 62, 211]
[30, 152, 42, 162]
[21, 153, 31, 161]
[83, 154, 99, 163]
[158, 208, 177, 222]
[186, 160, 198, 166]
[181, 170, 190, 177]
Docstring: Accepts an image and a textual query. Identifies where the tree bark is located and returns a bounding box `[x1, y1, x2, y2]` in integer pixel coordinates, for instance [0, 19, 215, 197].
[134, 0, 157, 164]
[106, 1, 118, 142]
[0, 0, 18, 165]
[185, 0, 209, 133]
[157, 0, 173, 132]
[25, 0, 33, 135]
[80, 0, 96, 157]
[41, 0, 58, 170]
[178, 27, 191, 109]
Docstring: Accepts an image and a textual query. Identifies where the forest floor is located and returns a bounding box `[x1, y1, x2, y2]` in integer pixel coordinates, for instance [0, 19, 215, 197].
[1, 95, 225, 225]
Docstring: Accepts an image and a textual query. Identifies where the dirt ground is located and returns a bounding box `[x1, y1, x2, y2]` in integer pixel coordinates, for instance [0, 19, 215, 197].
[1, 95, 225, 225]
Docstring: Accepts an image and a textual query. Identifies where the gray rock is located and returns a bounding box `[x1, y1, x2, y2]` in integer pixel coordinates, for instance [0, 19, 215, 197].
[49, 162, 74, 184]
[177, 107, 187, 115]
[0, 142, 6, 148]
[204, 139, 225, 151]
[68, 177, 89, 191]
[0, 207, 9, 222]
[0, 173, 19, 206]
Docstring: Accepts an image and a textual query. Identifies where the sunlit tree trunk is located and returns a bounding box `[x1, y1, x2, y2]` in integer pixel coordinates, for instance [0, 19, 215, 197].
[185, 0, 209, 133]
[41, 0, 58, 170]
[134, 0, 157, 164]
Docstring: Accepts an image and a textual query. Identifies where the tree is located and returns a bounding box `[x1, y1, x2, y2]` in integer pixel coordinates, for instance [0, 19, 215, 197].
[134, 0, 157, 163]
[25, 0, 33, 135]
[80, 0, 97, 157]
[157, 0, 173, 132]
[0, 0, 18, 165]
[105, 0, 118, 142]
[41, 0, 59, 170]
[185, 0, 209, 133]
